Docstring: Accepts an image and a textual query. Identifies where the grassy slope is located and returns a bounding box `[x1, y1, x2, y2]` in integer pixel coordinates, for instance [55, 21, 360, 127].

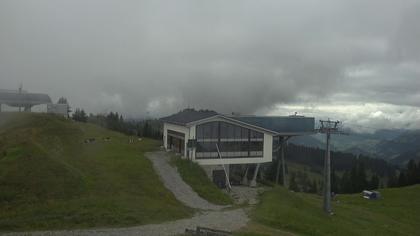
[0, 113, 193, 232]
[239, 185, 420, 236]
[170, 156, 233, 205]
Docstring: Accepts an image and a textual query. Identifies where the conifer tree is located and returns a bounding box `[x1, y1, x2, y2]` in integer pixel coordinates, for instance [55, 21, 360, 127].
[289, 172, 299, 192]
[369, 174, 380, 190]
[398, 172, 407, 187]
[407, 159, 417, 185]
[331, 167, 339, 193]
[387, 172, 398, 188]
[309, 179, 318, 193]
[356, 162, 368, 192]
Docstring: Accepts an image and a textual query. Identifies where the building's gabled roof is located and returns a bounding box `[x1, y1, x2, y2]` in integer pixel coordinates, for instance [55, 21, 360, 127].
[160, 108, 219, 125]
[0, 91, 52, 106]
[161, 109, 316, 136]
[229, 115, 315, 135]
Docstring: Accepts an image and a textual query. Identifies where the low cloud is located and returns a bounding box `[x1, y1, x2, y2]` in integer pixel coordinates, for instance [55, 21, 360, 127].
[0, 0, 419, 129]
[266, 103, 420, 132]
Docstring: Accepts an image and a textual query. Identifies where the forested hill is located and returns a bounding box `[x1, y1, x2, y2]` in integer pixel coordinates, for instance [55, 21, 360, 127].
[283, 143, 397, 177]
[289, 129, 420, 166]
[376, 130, 420, 165]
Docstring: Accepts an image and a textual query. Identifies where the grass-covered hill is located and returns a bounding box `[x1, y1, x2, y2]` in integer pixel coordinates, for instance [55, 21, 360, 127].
[0, 113, 192, 232]
[238, 185, 420, 236]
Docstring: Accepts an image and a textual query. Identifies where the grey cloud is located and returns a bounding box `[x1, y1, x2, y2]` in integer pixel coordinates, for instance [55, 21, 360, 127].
[0, 0, 419, 127]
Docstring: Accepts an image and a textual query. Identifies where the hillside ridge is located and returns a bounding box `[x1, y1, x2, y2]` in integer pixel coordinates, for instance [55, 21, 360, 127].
[0, 113, 192, 232]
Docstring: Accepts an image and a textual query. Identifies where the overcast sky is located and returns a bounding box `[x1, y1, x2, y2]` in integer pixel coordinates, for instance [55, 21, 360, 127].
[1, 0, 419, 130]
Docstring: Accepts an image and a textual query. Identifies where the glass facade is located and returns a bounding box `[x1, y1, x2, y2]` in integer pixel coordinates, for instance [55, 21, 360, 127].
[196, 121, 264, 159]
[167, 130, 185, 154]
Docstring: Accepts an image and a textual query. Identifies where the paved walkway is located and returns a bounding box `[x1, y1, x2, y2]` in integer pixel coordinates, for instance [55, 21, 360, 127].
[146, 151, 225, 211]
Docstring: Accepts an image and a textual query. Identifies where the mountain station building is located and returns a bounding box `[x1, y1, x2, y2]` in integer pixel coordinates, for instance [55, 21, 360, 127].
[161, 109, 315, 187]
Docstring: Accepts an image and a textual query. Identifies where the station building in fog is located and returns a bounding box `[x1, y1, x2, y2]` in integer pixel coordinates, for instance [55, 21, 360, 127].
[0, 87, 69, 117]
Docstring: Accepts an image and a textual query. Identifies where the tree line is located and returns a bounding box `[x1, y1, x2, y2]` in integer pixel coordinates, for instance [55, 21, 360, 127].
[265, 159, 381, 194]
[71, 108, 162, 139]
[331, 160, 381, 194]
[284, 143, 395, 177]
[387, 159, 420, 188]
[263, 143, 420, 194]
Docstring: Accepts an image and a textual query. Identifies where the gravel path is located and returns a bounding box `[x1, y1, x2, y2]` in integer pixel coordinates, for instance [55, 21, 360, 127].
[2, 209, 249, 236]
[230, 186, 267, 205]
[146, 151, 225, 211]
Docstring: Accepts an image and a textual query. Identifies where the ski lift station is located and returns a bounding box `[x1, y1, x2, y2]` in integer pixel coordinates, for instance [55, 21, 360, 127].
[0, 87, 68, 117]
[161, 109, 315, 187]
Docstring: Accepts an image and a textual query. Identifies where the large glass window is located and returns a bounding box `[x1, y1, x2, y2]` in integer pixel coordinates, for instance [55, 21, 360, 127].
[250, 130, 263, 140]
[195, 121, 264, 159]
[197, 122, 218, 141]
[196, 141, 218, 152]
[220, 122, 228, 138]
[241, 128, 249, 140]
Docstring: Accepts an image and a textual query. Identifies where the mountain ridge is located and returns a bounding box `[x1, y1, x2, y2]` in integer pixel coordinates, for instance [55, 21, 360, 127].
[289, 128, 420, 165]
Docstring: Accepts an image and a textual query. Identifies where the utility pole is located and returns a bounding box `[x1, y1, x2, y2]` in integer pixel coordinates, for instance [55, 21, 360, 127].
[319, 119, 342, 214]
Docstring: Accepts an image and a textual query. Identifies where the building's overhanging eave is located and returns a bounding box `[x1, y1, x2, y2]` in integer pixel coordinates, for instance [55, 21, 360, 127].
[164, 114, 316, 137]
[184, 114, 222, 127]
[186, 114, 278, 135]
[160, 114, 221, 127]
[220, 115, 279, 135]
[273, 131, 317, 137]
[161, 120, 189, 126]
[228, 115, 316, 137]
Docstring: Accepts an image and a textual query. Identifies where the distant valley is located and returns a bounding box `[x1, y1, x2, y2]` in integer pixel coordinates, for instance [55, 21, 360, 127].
[289, 129, 420, 166]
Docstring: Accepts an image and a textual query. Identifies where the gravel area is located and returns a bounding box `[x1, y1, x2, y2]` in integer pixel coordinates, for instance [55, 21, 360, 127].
[230, 186, 267, 205]
[146, 151, 225, 211]
[2, 209, 249, 236]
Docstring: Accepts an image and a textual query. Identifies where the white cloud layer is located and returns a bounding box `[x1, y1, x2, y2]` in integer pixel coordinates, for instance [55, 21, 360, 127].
[265, 102, 420, 132]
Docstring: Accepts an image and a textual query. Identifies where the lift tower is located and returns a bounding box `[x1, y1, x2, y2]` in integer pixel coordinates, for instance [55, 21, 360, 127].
[319, 119, 343, 214]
